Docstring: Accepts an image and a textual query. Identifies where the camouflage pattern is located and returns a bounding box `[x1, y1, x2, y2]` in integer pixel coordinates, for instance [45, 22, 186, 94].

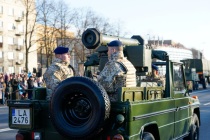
[43, 58, 73, 100]
[98, 51, 136, 101]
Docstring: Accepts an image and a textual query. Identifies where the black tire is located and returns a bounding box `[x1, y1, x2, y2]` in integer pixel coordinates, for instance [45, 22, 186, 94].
[50, 76, 111, 140]
[184, 113, 200, 140]
[142, 132, 155, 140]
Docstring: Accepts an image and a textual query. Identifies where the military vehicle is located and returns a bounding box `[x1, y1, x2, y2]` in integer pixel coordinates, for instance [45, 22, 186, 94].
[8, 28, 200, 140]
[181, 66, 199, 91]
[182, 59, 210, 89]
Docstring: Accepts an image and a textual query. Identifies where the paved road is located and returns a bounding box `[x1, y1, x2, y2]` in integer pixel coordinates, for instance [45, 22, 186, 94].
[0, 89, 210, 140]
[191, 88, 210, 140]
[0, 106, 18, 140]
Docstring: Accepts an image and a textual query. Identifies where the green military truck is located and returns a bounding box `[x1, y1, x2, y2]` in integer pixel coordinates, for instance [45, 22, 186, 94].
[184, 67, 199, 91]
[8, 28, 200, 140]
[182, 59, 210, 90]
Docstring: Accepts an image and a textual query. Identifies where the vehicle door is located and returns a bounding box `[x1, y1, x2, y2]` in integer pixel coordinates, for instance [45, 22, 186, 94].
[173, 63, 190, 138]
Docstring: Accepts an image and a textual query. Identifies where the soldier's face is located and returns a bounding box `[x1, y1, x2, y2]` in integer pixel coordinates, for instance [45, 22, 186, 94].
[60, 53, 71, 62]
[108, 47, 116, 59]
[153, 69, 158, 76]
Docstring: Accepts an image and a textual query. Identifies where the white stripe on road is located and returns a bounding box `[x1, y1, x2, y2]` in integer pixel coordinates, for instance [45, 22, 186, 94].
[204, 102, 210, 106]
[0, 128, 13, 133]
[0, 106, 7, 109]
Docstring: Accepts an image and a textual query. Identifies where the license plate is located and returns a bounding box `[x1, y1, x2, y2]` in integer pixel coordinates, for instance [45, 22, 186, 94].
[12, 109, 30, 125]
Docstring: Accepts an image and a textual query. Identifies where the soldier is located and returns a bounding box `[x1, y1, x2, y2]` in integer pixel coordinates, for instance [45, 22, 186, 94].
[43, 46, 74, 100]
[151, 64, 165, 88]
[152, 64, 159, 79]
[95, 40, 136, 102]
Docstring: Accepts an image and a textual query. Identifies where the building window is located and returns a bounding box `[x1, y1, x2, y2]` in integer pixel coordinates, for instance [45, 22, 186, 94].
[19, 52, 24, 60]
[0, 6, 3, 14]
[8, 52, 14, 60]
[17, 24, 24, 33]
[8, 8, 14, 16]
[21, 11, 24, 17]
[0, 21, 3, 27]
[16, 10, 24, 18]
[8, 37, 14, 45]
[0, 67, 3, 73]
[8, 23, 15, 31]
[19, 67, 22, 74]
[0, 36, 2, 42]
[18, 38, 24, 45]
[8, 67, 14, 74]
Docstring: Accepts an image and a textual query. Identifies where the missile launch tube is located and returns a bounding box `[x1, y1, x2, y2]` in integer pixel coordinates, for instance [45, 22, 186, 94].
[82, 28, 140, 49]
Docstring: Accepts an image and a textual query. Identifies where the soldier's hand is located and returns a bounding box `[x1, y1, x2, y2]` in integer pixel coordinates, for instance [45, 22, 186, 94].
[92, 73, 98, 78]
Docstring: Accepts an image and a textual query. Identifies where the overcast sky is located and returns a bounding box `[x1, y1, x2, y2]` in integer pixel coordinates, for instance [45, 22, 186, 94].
[66, 0, 210, 59]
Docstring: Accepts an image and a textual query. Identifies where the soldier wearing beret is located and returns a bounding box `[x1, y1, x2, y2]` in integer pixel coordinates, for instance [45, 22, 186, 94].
[152, 64, 159, 79]
[151, 64, 165, 88]
[43, 46, 74, 100]
[96, 40, 136, 102]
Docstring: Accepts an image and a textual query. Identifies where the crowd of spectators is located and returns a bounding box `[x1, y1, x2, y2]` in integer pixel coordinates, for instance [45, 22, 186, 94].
[0, 72, 45, 105]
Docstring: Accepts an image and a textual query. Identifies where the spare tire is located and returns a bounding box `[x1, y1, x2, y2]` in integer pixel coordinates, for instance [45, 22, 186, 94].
[50, 76, 111, 140]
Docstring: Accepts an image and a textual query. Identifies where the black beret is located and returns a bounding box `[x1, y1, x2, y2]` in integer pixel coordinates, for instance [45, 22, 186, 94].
[152, 64, 158, 71]
[107, 40, 122, 47]
[54, 46, 69, 54]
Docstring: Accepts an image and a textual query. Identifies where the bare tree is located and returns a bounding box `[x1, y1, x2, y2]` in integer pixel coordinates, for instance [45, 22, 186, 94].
[35, 1, 127, 70]
[36, 0, 76, 67]
[54, 1, 76, 44]
[36, 0, 57, 67]
[22, 0, 37, 72]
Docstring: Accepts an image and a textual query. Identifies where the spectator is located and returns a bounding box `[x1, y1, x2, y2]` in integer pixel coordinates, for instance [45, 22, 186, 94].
[27, 76, 34, 99]
[4, 74, 11, 102]
[19, 75, 28, 99]
[36, 77, 44, 87]
[0, 77, 6, 105]
[10, 74, 19, 100]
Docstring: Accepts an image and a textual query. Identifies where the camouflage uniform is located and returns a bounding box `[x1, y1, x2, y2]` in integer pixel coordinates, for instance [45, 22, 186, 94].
[97, 51, 136, 102]
[43, 58, 73, 100]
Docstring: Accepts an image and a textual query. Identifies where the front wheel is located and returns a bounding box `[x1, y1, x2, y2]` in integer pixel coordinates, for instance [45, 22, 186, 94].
[184, 113, 199, 140]
[142, 132, 155, 140]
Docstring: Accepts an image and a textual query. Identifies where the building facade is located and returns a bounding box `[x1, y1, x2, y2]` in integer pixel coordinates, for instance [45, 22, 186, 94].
[148, 40, 194, 61]
[36, 23, 75, 68]
[0, 0, 37, 74]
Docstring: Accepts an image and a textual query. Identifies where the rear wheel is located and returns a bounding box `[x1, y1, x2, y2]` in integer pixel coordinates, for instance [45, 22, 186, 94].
[184, 113, 199, 140]
[50, 76, 111, 140]
[142, 132, 155, 140]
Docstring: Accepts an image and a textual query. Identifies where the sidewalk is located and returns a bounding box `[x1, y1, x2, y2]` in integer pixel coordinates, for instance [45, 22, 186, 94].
[0, 100, 8, 107]
[0, 104, 7, 108]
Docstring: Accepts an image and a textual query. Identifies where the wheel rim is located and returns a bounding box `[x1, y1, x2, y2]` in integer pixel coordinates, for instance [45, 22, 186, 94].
[62, 89, 92, 126]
